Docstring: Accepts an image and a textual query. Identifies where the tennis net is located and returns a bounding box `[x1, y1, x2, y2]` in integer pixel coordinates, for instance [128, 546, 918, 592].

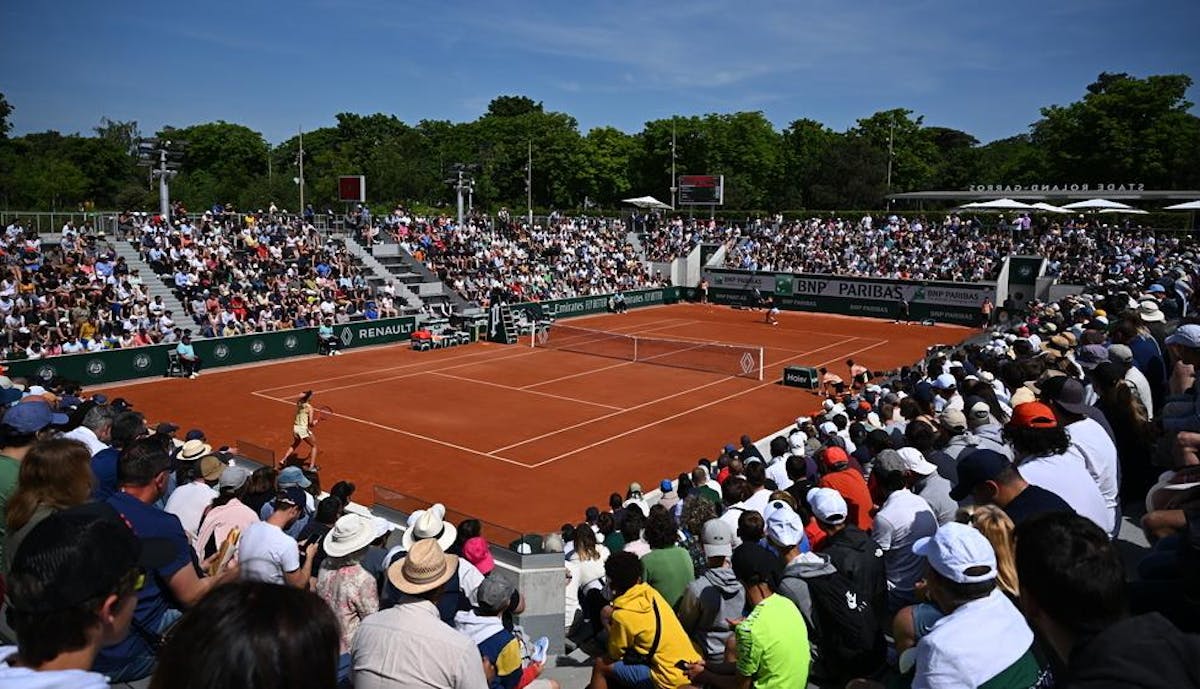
[531, 322, 764, 380]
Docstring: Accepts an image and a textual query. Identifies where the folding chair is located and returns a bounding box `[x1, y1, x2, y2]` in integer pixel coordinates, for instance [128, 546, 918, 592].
[165, 350, 184, 378]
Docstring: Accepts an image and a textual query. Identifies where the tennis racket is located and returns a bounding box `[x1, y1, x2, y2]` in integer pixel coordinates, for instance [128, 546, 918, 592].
[313, 404, 334, 425]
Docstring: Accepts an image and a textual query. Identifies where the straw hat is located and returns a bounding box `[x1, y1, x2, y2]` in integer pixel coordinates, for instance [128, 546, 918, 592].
[178, 440, 212, 461]
[323, 514, 376, 558]
[401, 503, 457, 552]
[387, 539, 458, 595]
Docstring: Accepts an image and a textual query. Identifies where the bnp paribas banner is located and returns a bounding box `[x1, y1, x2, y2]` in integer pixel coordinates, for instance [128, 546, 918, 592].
[702, 269, 994, 326]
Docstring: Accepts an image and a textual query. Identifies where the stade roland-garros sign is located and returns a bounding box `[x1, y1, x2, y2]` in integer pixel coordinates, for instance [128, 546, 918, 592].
[702, 269, 995, 325]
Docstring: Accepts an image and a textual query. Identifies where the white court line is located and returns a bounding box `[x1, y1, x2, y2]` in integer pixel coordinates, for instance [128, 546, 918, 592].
[526, 338, 891, 467]
[250, 391, 532, 468]
[489, 336, 860, 453]
[253, 316, 690, 394]
[427, 371, 625, 411]
[308, 348, 545, 396]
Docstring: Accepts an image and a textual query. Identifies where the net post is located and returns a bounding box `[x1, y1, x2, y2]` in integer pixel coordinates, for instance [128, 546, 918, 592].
[634, 336, 639, 362]
[530, 322, 536, 348]
[758, 347, 764, 381]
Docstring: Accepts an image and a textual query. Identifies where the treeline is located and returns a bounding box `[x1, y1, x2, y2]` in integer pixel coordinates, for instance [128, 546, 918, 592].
[0, 73, 1197, 213]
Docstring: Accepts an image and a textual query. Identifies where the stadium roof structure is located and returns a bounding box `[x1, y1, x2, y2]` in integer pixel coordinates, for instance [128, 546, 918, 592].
[889, 189, 1200, 202]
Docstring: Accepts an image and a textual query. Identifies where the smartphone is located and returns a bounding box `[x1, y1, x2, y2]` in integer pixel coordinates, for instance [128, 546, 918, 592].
[675, 661, 691, 671]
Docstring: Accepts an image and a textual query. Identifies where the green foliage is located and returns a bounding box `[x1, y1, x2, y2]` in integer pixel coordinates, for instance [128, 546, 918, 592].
[0, 74, 1197, 213]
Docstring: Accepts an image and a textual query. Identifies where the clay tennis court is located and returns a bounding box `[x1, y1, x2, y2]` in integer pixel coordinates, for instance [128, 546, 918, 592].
[98, 304, 975, 533]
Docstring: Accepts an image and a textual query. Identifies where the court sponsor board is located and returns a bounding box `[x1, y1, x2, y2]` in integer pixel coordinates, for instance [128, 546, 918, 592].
[702, 269, 993, 325]
[4, 316, 419, 386]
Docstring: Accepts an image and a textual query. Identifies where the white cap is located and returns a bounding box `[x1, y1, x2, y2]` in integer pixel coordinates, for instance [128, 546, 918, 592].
[912, 522, 997, 584]
[896, 447, 938, 476]
[933, 373, 957, 390]
[822, 399, 835, 411]
[806, 487, 847, 525]
[819, 421, 838, 435]
[763, 499, 805, 547]
[788, 431, 807, 451]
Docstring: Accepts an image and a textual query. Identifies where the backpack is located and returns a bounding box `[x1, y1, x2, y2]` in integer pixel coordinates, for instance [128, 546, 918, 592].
[786, 568, 884, 683]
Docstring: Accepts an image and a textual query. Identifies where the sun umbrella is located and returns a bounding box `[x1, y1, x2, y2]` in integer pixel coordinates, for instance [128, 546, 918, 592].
[1163, 200, 1200, 211]
[621, 196, 674, 210]
[1062, 198, 1134, 211]
[1097, 208, 1149, 215]
[1029, 202, 1072, 214]
[957, 198, 1036, 212]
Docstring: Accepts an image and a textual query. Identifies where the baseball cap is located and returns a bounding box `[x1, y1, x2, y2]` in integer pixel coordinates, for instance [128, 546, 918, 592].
[939, 408, 967, 433]
[1107, 343, 1134, 364]
[932, 373, 957, 390]
[659, 479, 674, 493]
[627, 482, 643, 497]
[1148, 283, 1166, 293]
[155, 422, 179, 435]
[461, 536, 495, 575]
[1166, 325, 1200, 349]
[896, 447, 938, 476]
[7, 503, 174, 613]
[950, 449, 1012, 500]
[806, 487, 847, 525]
[1, 400, 68, 433]
[278, 466, 312, 489]
[1008, 402, 1059, 429]
[185, 428, 206, 441]
[218, 465, 252, 491]
[1076, 344, 1110, 370]
[731, 542, 783, 587]
[912, 522, 997, 584]
[274, 486, 309, 510]
[820, 445, 850, 469]
[763, 500, 804, 548]
[701, 518, 734, 558]
[475, 575, 515, 614]
[873, 448, 906, 474]
[967, 400, 993, 428]
[1038, 376, 1091, 416]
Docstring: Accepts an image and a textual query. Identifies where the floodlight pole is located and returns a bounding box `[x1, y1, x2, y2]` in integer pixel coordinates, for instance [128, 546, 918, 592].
[886, 115, 895, 210]
[456, 167, 465, 226]
[298, 128, 305, 213]
[158, 148, 170, 222]
[670, 121, 678, 210]
[526, 140, 533, 225]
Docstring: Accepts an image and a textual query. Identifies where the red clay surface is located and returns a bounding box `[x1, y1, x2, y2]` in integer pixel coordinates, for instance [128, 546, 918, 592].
[100, 304, 976, 533]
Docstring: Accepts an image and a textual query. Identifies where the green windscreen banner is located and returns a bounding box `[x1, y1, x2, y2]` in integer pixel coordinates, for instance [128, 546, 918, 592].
[4, 315, 418, 386]
[489, 286, 680, 342]
[701, 269, 993, 326]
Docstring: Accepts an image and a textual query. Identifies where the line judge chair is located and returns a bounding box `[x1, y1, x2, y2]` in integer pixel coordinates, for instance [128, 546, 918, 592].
[165, 350, 185, 378]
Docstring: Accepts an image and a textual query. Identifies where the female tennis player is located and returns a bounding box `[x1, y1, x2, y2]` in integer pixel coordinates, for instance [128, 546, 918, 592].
[279, 390, 319, 471]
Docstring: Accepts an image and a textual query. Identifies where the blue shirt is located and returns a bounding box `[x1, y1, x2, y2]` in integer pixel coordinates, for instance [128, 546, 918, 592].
[176, 342, 195, 358]
[96, 492, 193, 670]
[90, 448, 120, 500]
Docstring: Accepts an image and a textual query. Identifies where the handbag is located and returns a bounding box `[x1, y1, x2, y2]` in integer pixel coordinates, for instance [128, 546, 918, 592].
[619, 598, 662, 666]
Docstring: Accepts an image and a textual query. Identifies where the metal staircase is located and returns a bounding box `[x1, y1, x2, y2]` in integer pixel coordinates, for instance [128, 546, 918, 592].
[340, 237, 424, 312]
[500, 304, 520, 344]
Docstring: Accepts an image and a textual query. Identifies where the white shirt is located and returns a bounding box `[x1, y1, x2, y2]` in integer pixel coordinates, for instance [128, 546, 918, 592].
[914, 590, 1039, 689]
[164, 480, 218, 542]
[873, 489, 938, 594]
[352, 600, 489, 689]
[766, 457, 793, 491]
[59, 426, 108, 457]
[1067, 418, 1120, 511]
[0, 646, 110, 688]
[742, 487, 771, 516]
[1124, 366, 1154, 419]
[238, 520, 301, 584]
[1018, 448, 1113, 534]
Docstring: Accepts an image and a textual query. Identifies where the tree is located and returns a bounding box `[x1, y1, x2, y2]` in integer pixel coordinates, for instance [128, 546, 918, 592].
[1032, 73, 1200, 188]
[924, 126, 979, 190]
[0, 92, 12, 140]
[485, 96, 543, 119]
[851, 109, 938, 194]
[778, 118, 836, 208]
[160, 121, 269, 209]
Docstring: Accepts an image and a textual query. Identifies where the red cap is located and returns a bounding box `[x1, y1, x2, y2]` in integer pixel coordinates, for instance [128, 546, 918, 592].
[461, 536, 494, 575]
[1008, 402, 1059, 429]
[1016, 325, 1030, 336]
[821, 446, 850, 468]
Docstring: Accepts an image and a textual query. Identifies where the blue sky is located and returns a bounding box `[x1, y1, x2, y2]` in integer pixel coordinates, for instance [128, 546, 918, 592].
[3, 0, 1198, 144]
